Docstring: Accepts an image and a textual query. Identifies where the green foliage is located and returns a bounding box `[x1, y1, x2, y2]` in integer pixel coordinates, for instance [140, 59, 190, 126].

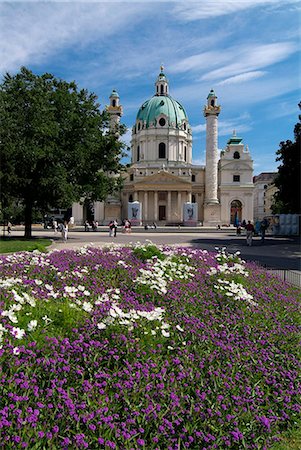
[132, 243, 166, 261]
[0, 67, 126, 237]
[272, 102, 301, 214]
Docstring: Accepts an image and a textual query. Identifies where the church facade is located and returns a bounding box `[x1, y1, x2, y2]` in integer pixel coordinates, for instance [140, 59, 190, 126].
[72, 69, 254, 226]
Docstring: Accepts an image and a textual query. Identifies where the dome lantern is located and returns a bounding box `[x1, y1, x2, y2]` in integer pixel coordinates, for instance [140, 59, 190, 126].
[155, 65, 169, 96]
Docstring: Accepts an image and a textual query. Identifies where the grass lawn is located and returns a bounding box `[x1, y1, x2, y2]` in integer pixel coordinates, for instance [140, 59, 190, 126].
[0, 237, 52, 253]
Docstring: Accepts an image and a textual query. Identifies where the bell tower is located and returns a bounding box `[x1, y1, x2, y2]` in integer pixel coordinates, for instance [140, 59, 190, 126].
[106, 89, 123, 130]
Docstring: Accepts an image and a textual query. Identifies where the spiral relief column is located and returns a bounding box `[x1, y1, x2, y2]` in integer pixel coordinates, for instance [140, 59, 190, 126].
[203, 90, 221, 225]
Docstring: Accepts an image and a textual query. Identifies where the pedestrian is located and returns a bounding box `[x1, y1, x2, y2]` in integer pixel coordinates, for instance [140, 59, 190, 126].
[7, 221, 12, 236]
[62, 221, 68, 242]
[124, 219, 131, 234]
[109, 221, 114, 237]
[113, 220, 118, 237]
[260, 218, 268, 243]
[53, 219, 58, 233]
[84, 220, 89, 232]
[245, 220, 255, 246]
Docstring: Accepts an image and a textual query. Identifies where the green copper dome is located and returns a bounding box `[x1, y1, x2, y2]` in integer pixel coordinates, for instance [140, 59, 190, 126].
[136, 95, 188, 129]
[110, 89, 119, 98]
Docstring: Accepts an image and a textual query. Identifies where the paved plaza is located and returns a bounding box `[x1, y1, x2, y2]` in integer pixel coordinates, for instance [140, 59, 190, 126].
[9, 226, 301, 272]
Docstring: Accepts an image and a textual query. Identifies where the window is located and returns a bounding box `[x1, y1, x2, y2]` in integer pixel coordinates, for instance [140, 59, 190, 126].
[137, 145, 140, 162]
[183, 123, 186, 131]
[159, 142, 166, 159]
[211, 99, 215, 106]
[130, 174, 134, 181]
[192, 194, 196, 203]
[138, 122, 141, 131]
[184, 146, 187, 161]
[191, 174, 196, 182]
[159, 117, 166, 127]
[233, 175, 240, 182]
[160, 85, 164, 94]
[112, 99, 116, 107]
[158, 192, 166, 201]
[233, 151, 240, 159]
[129, 194, 133, 202]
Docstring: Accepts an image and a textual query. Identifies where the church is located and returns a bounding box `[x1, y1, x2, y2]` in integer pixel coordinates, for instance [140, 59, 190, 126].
[72, 68, 254, 226]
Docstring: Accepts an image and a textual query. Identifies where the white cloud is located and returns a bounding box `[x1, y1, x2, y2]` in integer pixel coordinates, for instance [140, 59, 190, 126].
[217, 71, 266, 86]
[121, 128, 132, 148]
[191, 124, 206, 134]
[0, 2, 153, 74]
[201, 42, 297, 81]
[169, 50, 230, 74]
[172, 0, 300, 21]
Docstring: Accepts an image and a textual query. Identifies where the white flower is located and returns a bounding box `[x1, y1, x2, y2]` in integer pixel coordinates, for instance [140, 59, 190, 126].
[83, 290, 90, 296]
[35, 280, 43, 286]
[42, 315, 52, 325]
[82, 302, 93, 313]
[151, 330, 157, 335]
[24, 293, 36, 307]
[161, 329, 170, 338]
[78, 285, 85, 291]
[13, 347, 20, 355]
[176, 324, 184, 332]
[45, 284, 53, 290]
[2, 310, 18, 323]
[27, 320, 38, 332]
[167, 346, 174, 350]
[11, 327, 26, 339]
[97, 322, 107, 330]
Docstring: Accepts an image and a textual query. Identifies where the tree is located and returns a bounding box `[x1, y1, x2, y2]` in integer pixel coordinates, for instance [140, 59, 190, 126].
[0, 67, 126, 238]
[271, 102, 301, 214]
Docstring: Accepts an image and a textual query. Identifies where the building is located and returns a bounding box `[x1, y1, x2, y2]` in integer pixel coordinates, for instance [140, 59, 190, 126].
[72, 68, 254, 226]
[253, 172, 277, 221]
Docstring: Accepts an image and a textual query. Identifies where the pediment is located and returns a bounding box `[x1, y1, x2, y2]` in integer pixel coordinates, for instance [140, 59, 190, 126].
[134, 170, 191, 187]
[221, 161, 253, 171]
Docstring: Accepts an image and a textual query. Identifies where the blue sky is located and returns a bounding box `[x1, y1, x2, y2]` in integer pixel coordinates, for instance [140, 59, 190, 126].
[1, 0, 300, 174]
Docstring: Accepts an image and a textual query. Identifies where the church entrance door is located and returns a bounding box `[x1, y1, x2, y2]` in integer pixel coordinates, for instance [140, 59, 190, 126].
[159, 205, 166, 221]
[230, 200, 242, 225]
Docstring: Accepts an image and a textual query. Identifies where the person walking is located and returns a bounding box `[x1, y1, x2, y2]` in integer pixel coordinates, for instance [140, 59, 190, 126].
[62, 221, 68, 242]
[113, 220, 118, 237]
[260, 218, 268, 243]
[7, 221, 12, 236]
[245, 220, 255, 246]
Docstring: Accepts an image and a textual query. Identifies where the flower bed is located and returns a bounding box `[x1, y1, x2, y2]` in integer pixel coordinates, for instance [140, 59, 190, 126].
[0, 244, 300, 449]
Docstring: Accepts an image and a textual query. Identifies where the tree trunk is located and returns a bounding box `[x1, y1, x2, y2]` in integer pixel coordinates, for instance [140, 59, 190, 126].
[24, 202, 33, 239]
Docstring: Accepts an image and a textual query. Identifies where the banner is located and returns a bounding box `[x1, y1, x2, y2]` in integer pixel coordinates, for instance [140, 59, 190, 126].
[183, 203, 198, 224]
[128, 202, 142, 225]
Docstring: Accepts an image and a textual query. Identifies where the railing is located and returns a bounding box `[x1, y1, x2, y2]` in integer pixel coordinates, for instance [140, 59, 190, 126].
[267, 270, 301, 288]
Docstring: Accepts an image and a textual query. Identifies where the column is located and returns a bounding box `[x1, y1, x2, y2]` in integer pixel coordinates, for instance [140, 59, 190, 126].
[205, 114, 219, 204]
[144, 191, 148, 222]
[167, 191, 172, 222]
[177, 192, 182, 221]
[154, 191, 158, 221]
[134, 191, 138, 201]
[187, 191, 192, 203]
